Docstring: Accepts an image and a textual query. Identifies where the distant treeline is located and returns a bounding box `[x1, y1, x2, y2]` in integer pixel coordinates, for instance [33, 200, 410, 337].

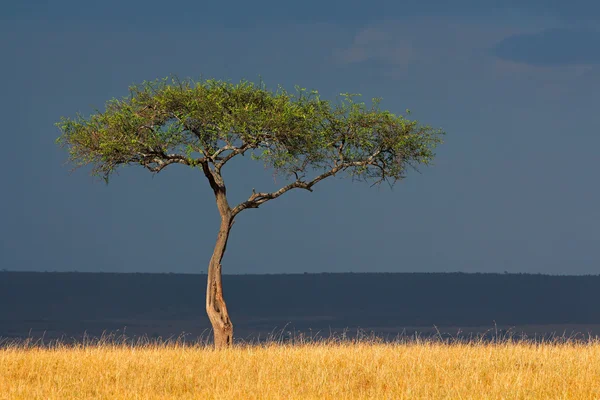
[1, 271, 600, 339]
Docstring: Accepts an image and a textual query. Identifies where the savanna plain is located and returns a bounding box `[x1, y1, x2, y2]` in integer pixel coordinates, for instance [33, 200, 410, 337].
[2, 336, 600, 399]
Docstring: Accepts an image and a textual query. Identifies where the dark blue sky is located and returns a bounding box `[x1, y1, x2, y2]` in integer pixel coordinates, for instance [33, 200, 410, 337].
[1, 1, 598, 274]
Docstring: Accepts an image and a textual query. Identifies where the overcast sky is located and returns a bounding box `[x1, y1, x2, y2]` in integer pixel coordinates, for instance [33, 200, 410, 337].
[1, 1, 598, 275]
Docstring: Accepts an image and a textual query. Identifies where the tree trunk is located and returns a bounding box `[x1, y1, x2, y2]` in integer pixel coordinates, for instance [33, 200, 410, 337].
[206, 204, 234, 348]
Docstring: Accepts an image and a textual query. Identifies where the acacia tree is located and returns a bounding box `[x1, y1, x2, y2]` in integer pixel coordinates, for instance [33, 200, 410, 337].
[56, 76, 444, 348]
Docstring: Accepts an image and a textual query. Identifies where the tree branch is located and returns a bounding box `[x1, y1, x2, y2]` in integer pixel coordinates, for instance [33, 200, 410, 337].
[231, 150, 381, 217]
[140, 153, 193, 173]
[213, 143, 250, 172]
[212, 139, 259, 174]
[200, 160, 224, 195]
[200, 159, 235, 222]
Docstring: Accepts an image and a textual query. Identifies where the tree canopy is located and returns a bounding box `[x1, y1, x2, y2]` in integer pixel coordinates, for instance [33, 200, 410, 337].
[56, 76, 443, 211]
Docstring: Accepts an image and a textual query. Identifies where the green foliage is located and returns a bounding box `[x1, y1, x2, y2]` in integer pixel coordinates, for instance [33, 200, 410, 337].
[56, 76, 444, 185]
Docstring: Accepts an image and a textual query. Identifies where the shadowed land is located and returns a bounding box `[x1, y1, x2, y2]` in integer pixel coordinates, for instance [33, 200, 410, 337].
[2, 271, 600, 342]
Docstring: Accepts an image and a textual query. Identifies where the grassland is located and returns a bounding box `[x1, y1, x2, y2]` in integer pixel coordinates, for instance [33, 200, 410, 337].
[2, 337, 600, 399]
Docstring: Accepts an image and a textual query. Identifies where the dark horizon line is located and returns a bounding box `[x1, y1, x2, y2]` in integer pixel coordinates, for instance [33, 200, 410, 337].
[2, 270, 600, 277]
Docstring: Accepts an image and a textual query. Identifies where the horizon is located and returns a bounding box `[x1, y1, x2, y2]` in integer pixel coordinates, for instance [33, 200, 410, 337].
[3, 270, 600, 277]
[3, 270, 600, 343]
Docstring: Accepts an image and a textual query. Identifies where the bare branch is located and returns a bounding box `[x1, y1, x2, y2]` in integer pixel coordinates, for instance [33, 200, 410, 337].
[231, 149, 381, 217]
[231, 180, 311, 216]
[200, 159, 227, 197]
[210, 145, 237, 160]
[140, 153, 193, 173]
[214, 143, 250, 171]
[213, 140, 260, 174]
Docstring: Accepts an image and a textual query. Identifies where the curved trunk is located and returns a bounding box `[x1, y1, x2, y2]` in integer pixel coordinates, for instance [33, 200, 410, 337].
[206, 209, 234, 348]
[200, 161, 235, 348]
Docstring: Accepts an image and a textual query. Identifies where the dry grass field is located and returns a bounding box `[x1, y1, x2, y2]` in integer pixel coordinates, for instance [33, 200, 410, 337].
[2, 336, 600, 399]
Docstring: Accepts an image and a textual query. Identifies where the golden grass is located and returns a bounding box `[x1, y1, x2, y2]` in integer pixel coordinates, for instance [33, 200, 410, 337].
[2, 338, 600, 399]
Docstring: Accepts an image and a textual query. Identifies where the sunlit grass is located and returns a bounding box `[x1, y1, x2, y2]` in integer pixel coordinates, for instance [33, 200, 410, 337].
[2, 334, 600, 399]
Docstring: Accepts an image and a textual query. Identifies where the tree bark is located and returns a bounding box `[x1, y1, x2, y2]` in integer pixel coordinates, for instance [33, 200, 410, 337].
[206, 193, 234, 348]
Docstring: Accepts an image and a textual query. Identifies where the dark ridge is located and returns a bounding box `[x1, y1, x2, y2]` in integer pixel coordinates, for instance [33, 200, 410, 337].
[2, 271, 600, 341]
